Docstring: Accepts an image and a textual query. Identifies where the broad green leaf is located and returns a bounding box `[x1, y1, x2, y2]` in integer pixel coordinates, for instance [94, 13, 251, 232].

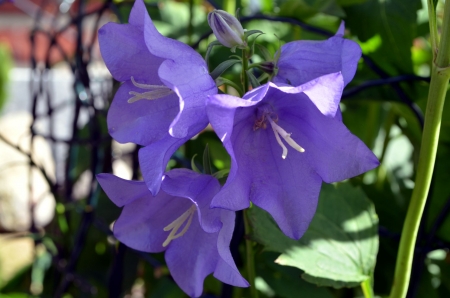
[257, 252, 334, 298]
[344, 0, 422, 74]
[248, 183, 379, 288]
[278, 0, 346, 19]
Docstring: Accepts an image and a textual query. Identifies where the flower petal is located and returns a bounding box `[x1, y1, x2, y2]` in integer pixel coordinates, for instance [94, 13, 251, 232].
[276, 95, 380, 183]
[139, 135, 190, 195]
[107, 81, 179, 146]
[165, 217, 218, 297]
[162, 169, 222, 233]
[274, 73, 344, 118]
[98, 22, 164, 83]
[158, 60, 215, 138]
[96, 173, 148, 207]
[214, 211, 249, 287]
[274, 25, 361, 87]
[116, 193, 195, 253]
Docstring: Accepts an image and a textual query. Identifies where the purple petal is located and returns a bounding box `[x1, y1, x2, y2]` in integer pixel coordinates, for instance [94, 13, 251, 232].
[158, 60, 215, 138]
[274, 73, 344, 118]
[214, 211, 249, 287]
[139, 135, 190, 195]
[96, 173, 148, 207]
[98, 22, 164, 83]
[212, 99, 323, 238]
[275, 95, 379, 183]
[274, 25, 361, 87]
[114, 191, 194, 253]
[128, 0, 147, 27]
[162, 169, 222, 233]
[207, 93, 262, 210]
[107, 81, 178, 146]
[139, 11, 216, 138]
[165, 217, 219, 297]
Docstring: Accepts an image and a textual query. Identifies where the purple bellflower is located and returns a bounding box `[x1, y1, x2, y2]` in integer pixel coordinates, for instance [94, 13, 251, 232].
[97, 169, 248, 297]
[206, 73, 379, 240]
[98, 0, 216, 195]
[273, 22, 361, 88]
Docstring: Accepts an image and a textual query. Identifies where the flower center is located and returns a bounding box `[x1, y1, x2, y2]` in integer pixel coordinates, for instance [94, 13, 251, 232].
[127, 76, 174, 103]
[254, 109, 305, 159]
[162, 204, 197, 247]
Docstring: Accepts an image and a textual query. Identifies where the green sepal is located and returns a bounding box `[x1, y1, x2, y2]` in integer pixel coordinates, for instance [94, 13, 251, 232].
[215, 77, 244, 97]
[249, 33, 265, 57]
[212, 169, 230, 179]
[205, 40, 223, 69]
[257, 72, 270, 84]
[246, 70, 261, 88]
[203, 144, 212, 175]
[256, 44, 273, 61]
[244, 29, 264, 39]
[210, 59, 241, 80]
[190, 154, 202, 173]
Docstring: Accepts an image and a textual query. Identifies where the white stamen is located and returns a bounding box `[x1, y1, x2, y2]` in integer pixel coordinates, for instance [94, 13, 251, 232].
[162, 204, 197, 247]
[128, 77, 173, 103]
[268, 117, 305, 159]
[130, 76, 168, 90]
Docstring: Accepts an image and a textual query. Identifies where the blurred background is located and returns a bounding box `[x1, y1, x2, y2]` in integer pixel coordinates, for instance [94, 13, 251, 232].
[0, 0, 449, 297]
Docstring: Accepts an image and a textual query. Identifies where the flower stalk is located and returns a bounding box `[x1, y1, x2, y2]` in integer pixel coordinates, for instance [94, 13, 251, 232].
[389, 1, 450, 297]
[244, 209, 258, 298]
[242, 47, 250, 93]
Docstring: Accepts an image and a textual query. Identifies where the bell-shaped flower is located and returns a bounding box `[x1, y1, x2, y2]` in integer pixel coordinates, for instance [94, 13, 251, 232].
[207, 10, 246, 49]
[206, 73, 379, 240]
[273, 22, 361, 88]
[97, 169, 248, 297]
[98, 0, 217, 195]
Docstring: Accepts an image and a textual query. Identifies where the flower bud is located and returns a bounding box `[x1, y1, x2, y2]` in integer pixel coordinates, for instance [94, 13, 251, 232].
[207, 10, 246, 49]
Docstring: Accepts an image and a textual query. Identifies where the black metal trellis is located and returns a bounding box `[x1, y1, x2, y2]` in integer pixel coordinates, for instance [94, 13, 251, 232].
[0, 0, 447, 297]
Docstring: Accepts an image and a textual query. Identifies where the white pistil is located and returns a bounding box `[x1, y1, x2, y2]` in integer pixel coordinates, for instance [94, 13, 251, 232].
[268, 117, 305, 159]
[162, 204, 197, 247]
[128, 76, 173, 103]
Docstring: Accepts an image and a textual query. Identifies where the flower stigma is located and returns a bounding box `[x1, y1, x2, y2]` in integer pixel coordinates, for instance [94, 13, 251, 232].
[254, 108, 305, 159]
[162, 204, 197, 247]
[128, 76, 174, 103]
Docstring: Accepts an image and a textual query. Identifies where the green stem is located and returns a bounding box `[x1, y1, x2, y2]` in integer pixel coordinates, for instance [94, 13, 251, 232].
[361, 278, 374, 298]
[388, 1, 450, 298]
[223, 0, 236, 14]
[242, 48, 250, 93]
[244, 209, 258, 298]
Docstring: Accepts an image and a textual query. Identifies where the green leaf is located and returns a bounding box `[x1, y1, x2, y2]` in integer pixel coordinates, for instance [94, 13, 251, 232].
[205, 40, 224, 68]
[257, 252, 334, 298]
[244, 29, 264, 38]
[246, 70, 261, 88]
[209, 59, 241, 80]
[279, 0, 346, 19]
[344, 0, 422, 73]
[256, 44, 273, 61]
[215, 77, 244, 96]
[202, 144, 212, 175]
[248, 183, 379, 288]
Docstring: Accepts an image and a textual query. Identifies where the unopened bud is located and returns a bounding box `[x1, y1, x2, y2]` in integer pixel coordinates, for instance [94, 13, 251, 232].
[258, 61, 275, 75]
[207, 10, 246, 50]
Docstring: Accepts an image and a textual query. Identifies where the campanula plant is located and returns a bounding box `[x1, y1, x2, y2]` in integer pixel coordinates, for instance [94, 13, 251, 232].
[93, 0, 450, 297]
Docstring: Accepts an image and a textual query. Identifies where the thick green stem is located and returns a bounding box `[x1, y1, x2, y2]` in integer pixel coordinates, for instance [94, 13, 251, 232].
[361, 278, 374, 298]
[242, 48, 250, 93]
[388, 1, 450, 297]
[244, 209, 258, 298]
